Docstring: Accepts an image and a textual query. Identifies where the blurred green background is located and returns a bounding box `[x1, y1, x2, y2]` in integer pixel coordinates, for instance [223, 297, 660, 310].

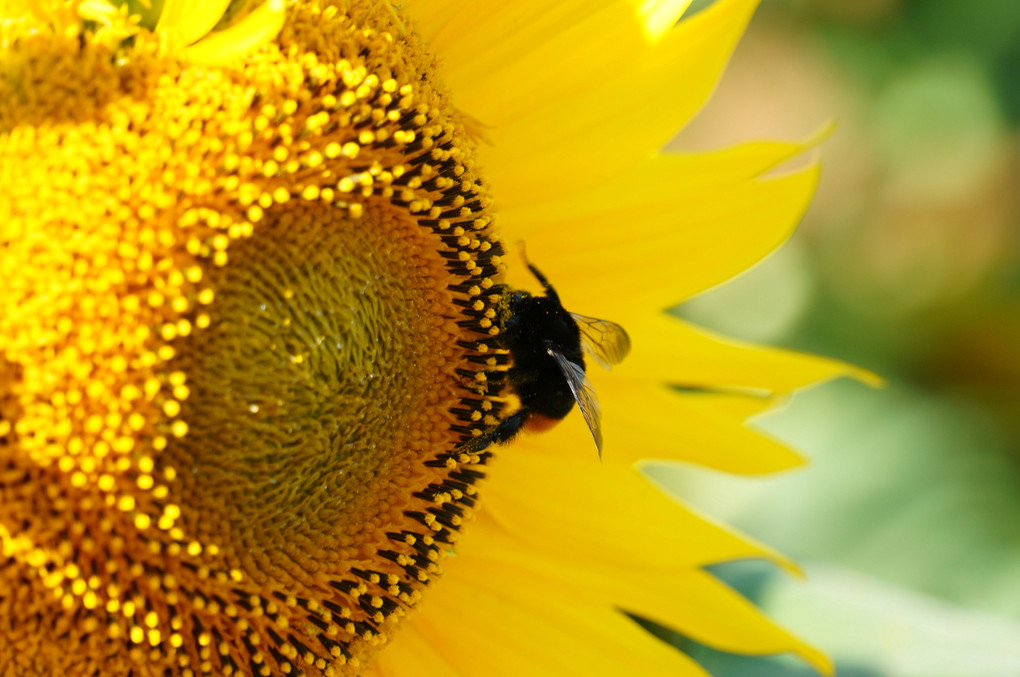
[658, 0, 1020, 675]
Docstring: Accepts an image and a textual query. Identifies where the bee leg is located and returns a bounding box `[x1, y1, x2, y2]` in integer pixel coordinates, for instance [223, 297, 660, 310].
[459, 409, 529, 453]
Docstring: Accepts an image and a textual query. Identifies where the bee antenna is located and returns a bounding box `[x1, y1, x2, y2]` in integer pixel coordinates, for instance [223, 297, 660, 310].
[517, 244, 560, 303]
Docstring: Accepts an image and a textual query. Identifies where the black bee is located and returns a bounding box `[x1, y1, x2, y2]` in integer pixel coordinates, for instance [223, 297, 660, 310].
[469, 259, 631, 457]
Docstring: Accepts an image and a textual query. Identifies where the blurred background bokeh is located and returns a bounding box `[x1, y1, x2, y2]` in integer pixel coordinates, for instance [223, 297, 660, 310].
[657, 0, 1020, 675]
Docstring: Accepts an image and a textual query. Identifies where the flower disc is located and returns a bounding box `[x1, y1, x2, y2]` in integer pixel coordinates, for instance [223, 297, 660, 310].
[0, 2, 509, 674]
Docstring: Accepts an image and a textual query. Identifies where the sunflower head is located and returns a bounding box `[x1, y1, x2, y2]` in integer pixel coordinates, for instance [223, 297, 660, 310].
[0, 1, 524, 673]
[2, 0, 859, 675]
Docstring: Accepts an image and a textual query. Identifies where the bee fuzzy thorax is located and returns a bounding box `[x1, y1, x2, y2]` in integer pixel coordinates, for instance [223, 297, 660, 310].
[473, 260, 631, 458]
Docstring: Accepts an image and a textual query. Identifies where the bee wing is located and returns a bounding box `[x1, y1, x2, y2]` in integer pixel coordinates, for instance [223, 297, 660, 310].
[570, 313, 631, 370]
[547, 347, 603, 458]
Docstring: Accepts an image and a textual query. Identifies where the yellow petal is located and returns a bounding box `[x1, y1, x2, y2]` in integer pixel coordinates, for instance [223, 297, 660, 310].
[618, 313, 879, 392]
[408, 0, 761, 194]
[627, 0, 695, 42]
[445, 530, 831, 676]
[366, 620, 461, 677]
[407, 0, 694, 51]
[473, 546, 832, 677]
[182, 0, 285, 65]
[405, 1, 621, 92]
[675, 387, 776, 420]
[473, 0, 762, 198]
[614, 569, 829, 674]
[500, 135, 824, 228]
[527, 378, 804, 473]
[481, 452, 793, 572]
[509, 164, 820, 317]
[375, 559, 708, 677]
[156, 0, 233, 47]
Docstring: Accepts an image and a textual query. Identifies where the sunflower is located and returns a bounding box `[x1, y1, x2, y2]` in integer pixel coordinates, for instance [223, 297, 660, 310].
[0, 0, 860, 675]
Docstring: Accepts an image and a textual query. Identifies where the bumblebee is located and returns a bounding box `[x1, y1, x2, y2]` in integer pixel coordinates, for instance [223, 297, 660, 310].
[471, 259, 630, 457]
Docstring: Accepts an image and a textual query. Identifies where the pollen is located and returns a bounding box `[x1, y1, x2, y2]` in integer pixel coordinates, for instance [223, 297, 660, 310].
[0, 0, 510, 674]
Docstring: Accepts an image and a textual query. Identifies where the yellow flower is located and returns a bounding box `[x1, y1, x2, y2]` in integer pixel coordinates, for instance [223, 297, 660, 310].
[0, 0, 863, 675]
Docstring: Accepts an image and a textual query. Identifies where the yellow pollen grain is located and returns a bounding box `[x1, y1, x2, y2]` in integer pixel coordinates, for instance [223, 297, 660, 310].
[305, 151, 323, 168]
[171, 297, 190, 314]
